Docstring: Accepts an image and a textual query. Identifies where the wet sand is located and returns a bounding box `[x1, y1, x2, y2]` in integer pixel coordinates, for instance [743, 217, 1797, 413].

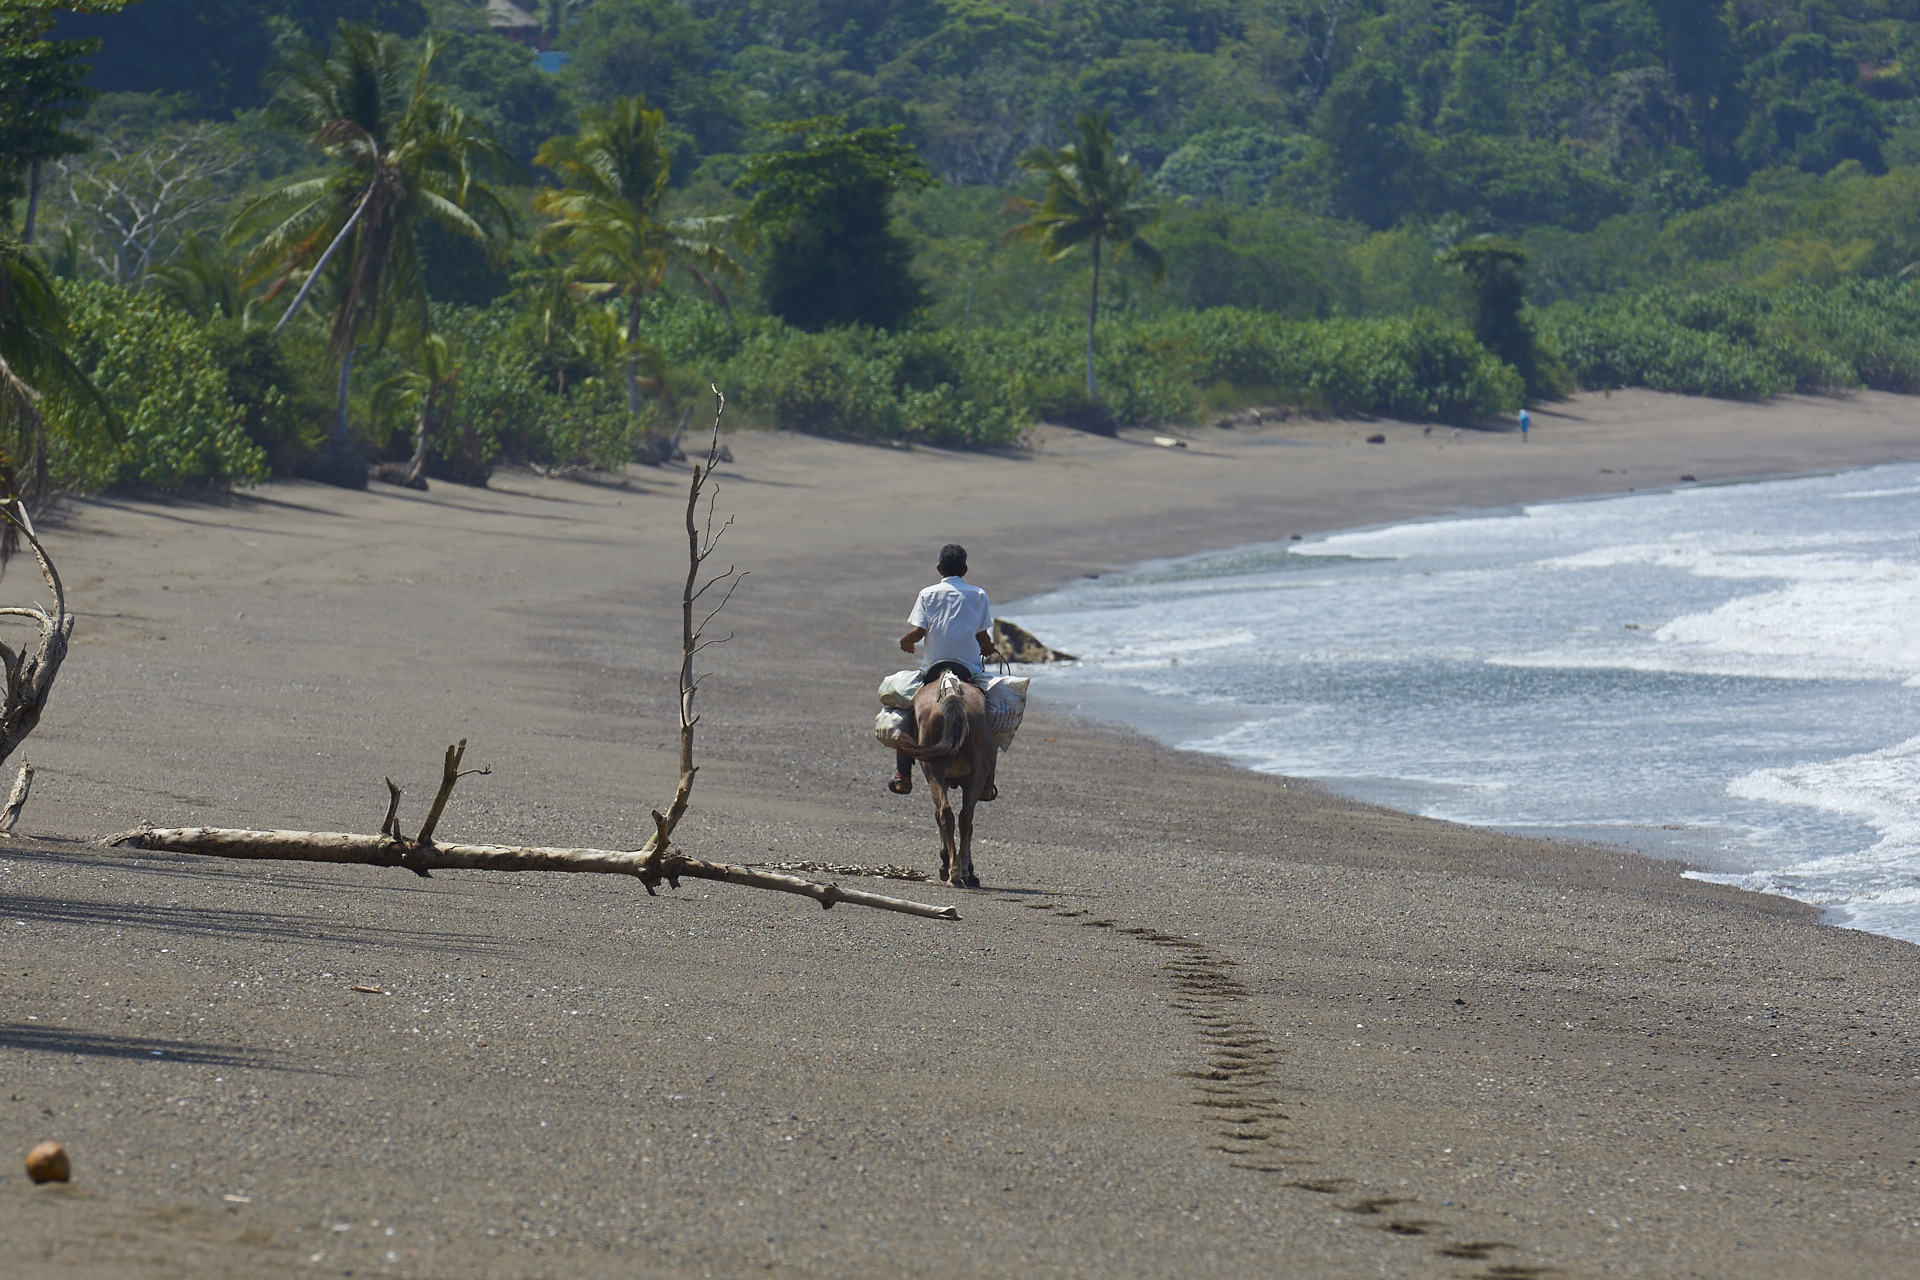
[3, 388, 1917, 1278]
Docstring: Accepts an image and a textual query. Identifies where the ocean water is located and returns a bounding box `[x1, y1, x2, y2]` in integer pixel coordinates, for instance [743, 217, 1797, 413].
[1006, 463, 1920, 944]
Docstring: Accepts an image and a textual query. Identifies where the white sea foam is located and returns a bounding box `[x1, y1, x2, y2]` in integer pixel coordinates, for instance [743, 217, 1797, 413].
[1655, 570, 1920, 678]
[1009, 463, 1920, 942]
[1726, 737, 1920, 871]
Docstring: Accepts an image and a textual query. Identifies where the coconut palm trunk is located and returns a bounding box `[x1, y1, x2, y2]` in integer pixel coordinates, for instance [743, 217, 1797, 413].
[1085, 234, 1101, 402]
[404, 389, 436, 485]
[272, 189, 371, 337]
[22, 162, 41, 245]
[625, 288, 642, 415]
[331, 347, 355, 448]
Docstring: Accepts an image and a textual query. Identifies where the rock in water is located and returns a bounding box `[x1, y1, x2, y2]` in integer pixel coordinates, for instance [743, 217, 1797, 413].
[26, 1141, 69, 1183]
[992, 620, 1077, 663]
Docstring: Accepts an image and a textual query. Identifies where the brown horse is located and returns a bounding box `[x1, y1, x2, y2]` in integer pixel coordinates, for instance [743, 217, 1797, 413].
[892, 668, 996, 887]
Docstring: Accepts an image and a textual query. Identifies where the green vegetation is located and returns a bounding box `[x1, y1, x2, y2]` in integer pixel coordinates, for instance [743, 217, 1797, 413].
[736, 116, 933, 333]
[0, 236, 117, 508]
[59, 279, 268, 488]
[1, 0, 1917, 496]
[535, 96, 739, 411]
[1440, 238, 1564, 400]
[233, 24, 513, 476]
[1006, 111, 1165, 418]
[1540, 280, 1920, 401]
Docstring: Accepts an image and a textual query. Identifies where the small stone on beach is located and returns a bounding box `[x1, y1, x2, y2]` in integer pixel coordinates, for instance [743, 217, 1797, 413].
[26, 1141, 69, 1184]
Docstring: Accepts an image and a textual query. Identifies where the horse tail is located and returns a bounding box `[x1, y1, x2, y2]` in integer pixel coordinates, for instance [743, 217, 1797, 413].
[934, 677, 969, 756]
[893, 672, 971, 759]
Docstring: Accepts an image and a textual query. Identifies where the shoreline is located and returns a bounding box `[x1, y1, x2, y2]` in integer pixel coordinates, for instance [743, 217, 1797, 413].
[997, 458, 1920, 944]
[5, 388, 1919, 1278]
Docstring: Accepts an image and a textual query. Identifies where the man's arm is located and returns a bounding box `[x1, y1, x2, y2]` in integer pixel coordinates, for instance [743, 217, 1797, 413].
[900, 626, 927, 654]
[976, 630, 995, 658]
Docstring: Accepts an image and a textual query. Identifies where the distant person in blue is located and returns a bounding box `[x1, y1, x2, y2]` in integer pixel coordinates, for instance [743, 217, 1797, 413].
[1519, 408, 1531, 441]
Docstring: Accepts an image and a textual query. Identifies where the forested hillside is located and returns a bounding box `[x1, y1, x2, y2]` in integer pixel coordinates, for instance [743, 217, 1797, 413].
[4, 0, 1918, 490]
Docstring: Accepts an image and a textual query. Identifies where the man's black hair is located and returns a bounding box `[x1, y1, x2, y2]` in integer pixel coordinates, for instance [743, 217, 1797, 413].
[938, 543, 968, 577]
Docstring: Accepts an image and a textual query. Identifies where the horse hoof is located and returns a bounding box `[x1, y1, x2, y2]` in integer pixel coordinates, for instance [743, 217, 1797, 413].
[963, 874, 982, 889]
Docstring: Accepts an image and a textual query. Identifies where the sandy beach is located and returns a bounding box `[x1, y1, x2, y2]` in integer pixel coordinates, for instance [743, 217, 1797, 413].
[3, 388, 1918, 1278]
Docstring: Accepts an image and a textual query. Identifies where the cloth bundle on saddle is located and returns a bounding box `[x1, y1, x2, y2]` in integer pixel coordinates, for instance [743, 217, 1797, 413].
[874, 669, 1030, 776]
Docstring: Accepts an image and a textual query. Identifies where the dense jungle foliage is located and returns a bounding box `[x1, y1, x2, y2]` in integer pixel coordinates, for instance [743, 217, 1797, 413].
[4, 0, 1919, 490]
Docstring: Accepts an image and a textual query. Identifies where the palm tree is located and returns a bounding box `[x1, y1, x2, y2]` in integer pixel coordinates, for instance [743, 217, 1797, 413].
[534, 97, 740, 418]
[1005, 111, 1164, 405]
[371, 329, 458, 489]
[229, 24, 513, 463]
[149, 232, 247, 323]
[0, 234, 115, 542]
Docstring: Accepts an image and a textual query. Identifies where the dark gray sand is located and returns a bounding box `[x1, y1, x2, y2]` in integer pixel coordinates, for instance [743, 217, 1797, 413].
[4, 390, 1917, 1278]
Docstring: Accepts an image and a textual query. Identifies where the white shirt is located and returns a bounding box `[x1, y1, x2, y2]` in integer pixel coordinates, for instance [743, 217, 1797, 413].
[909, 576, 993, 675]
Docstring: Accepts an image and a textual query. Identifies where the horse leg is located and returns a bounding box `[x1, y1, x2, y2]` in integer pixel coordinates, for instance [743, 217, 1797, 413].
[958, 737, 995, 888]
[954, 785, 980, 889]
[925, 762, 957, 883]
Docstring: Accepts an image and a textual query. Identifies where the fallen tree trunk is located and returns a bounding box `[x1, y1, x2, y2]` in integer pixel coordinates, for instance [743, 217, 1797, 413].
[107, 826, 960, 921]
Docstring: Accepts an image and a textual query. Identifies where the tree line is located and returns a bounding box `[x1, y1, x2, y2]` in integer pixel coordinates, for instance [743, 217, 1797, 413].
[6, 1, 1920, 500]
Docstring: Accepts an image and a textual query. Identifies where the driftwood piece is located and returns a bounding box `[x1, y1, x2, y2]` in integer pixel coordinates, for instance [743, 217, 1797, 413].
[107, 826, 959, 920]
[101, 391, 962, 922]
[0, 508, 73, 770]
[0, 761, 31, 833]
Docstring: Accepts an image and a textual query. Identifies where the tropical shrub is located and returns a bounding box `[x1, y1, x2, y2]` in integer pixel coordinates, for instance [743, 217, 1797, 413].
[57, 281, 268, 488]
[1539, 280, 1920, 399]
[697, 306, 1520, 438]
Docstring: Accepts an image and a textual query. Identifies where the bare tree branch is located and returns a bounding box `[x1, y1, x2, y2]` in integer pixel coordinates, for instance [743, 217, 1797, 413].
[0, 506, 72, 772]
[0, 762, 34, 833]
[50, 123, 248, 285]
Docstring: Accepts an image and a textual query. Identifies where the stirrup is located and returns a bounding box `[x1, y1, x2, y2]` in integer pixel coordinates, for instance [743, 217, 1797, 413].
[888, 775, 913, 795]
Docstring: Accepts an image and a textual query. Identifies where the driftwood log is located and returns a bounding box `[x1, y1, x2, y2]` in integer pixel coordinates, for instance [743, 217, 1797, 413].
[0, 508, 72, 770]
[0, 761, 32, 833]
[107, 826, 959, 919]
[102, 392, 962, 921]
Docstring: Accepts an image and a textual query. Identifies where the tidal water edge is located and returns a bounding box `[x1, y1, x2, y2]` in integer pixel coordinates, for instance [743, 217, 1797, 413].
[1008, 463, 1920, 944]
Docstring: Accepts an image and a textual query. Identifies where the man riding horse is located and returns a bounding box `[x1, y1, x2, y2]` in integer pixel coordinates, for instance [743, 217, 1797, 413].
[889, 543, 998, 803]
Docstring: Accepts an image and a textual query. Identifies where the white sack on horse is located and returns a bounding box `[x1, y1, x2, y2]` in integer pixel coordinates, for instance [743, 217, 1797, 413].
[983, 675, 1030, 750]
[878, 669, 924, 709]
[879, 670, 1030, 750]
[874, 707, 916, 750]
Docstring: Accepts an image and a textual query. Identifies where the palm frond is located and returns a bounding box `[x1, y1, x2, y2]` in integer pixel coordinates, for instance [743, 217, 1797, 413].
[236, 22, 514, 365]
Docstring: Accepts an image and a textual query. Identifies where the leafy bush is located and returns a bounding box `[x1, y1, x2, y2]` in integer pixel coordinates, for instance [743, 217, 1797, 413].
[1539, 279, 1920, 399]
[57, 281, 268, 489]
[715, 323, 1025, 445]
[435, 300, 641, 471]
[695, 306, 1520, 438]
[207, 324, 326, 470]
